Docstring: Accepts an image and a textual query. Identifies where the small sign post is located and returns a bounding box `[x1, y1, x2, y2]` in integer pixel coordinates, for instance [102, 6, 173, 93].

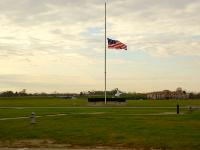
[177, 104, 179, 114]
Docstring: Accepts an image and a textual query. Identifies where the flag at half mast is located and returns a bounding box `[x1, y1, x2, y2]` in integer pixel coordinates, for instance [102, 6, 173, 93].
[107, 38, 127, 50]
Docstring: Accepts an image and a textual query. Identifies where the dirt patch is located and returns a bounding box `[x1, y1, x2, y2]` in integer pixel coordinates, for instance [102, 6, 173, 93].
[0, 140, 131, 149]
[0, 140, 166, 150]
[0, 139, 71, 148]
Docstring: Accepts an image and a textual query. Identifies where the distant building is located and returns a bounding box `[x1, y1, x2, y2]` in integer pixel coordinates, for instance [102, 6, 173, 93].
[147, 88, 189, 100]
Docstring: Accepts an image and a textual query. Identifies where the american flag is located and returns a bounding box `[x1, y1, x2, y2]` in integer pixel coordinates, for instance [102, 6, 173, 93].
[107, 38, 127, 50]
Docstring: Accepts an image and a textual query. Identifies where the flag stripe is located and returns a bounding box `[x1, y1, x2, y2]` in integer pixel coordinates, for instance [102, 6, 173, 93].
[107, 38, 127, 50]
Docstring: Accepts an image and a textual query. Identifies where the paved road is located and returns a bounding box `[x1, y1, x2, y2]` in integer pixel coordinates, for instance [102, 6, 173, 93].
[0, 111, 184, 121]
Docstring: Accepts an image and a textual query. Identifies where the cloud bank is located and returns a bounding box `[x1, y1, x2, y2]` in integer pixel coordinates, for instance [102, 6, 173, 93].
[0, 0, 199, 92]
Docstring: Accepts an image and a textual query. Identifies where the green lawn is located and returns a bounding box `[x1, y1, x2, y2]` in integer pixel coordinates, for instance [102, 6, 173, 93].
[0, 96, 200, 107]
[0, 97, 200, 149]
[0, 97, 87, 107]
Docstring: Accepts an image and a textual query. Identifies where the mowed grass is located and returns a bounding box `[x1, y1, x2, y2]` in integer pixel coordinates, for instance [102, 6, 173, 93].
[0, 97, 87, 107]
[0, 97, 200, 149]
[0, 96, 200, 107]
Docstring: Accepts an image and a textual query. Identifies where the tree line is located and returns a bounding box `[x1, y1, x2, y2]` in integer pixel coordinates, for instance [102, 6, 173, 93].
[0, 90, 77, 97]
[1, 89, 200, 99]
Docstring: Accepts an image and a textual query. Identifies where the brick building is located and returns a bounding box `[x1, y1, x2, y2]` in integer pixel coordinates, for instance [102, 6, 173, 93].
[147, 88, 189, 100]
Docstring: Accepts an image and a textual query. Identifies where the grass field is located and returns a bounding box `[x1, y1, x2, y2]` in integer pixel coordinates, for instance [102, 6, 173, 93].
[1, 96, 200, 107]
[0, 97, 200, 150]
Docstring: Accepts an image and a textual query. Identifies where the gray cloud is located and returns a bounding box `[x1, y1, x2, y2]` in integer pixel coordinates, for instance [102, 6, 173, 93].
[0, 0, 199, 57]
[0, 0, 200, 92]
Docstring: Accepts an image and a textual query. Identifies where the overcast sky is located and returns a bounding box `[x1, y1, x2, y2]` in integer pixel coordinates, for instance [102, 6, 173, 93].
[0, 0, 200, 93]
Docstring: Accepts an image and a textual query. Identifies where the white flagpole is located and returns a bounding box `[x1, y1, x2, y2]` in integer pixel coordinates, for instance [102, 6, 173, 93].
[104, 1, 107, 104]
